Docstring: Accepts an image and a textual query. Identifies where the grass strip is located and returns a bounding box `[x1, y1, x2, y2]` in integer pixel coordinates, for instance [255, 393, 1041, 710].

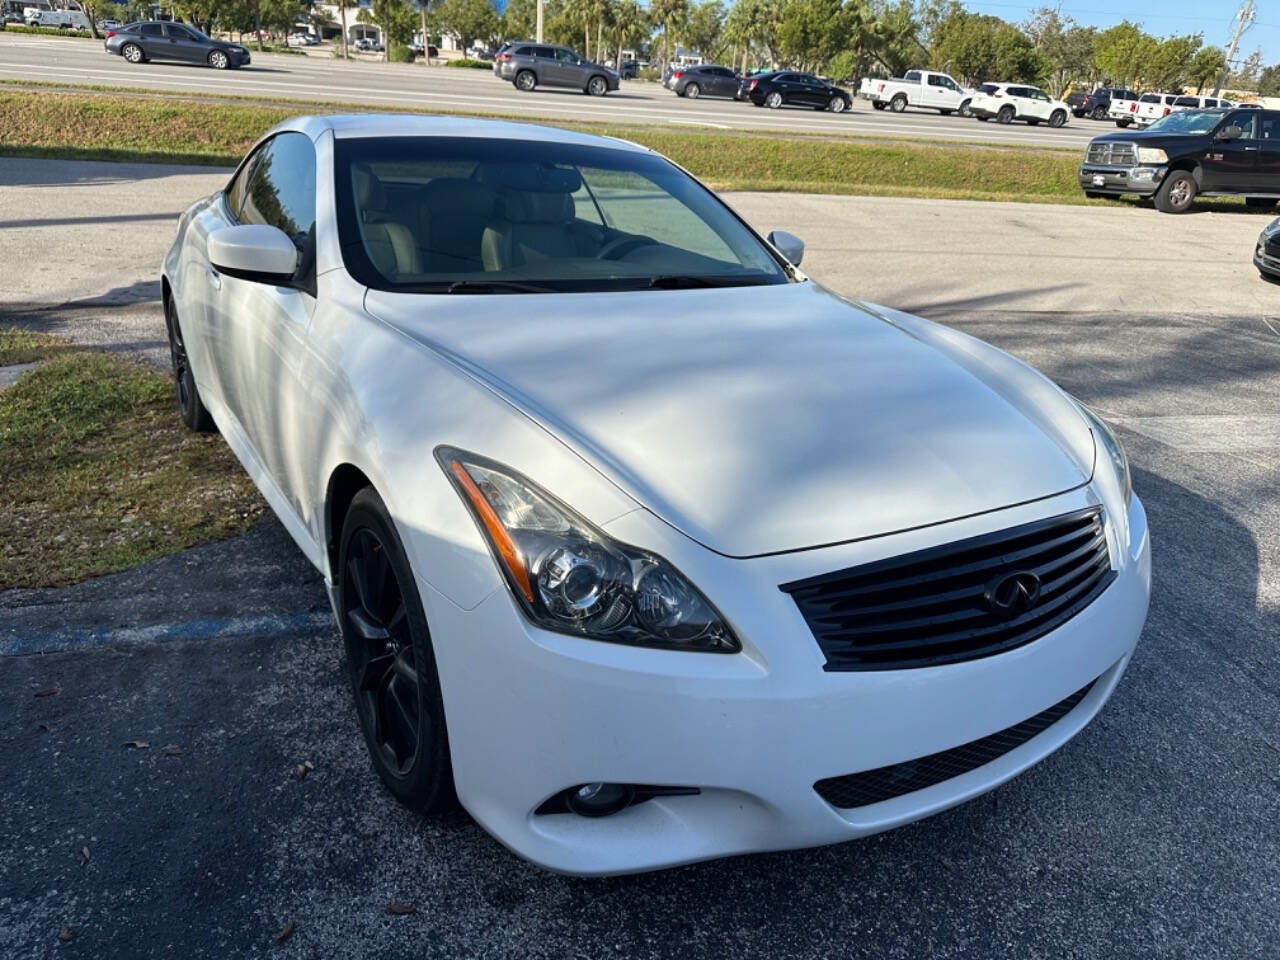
[0, 330, 264, 589]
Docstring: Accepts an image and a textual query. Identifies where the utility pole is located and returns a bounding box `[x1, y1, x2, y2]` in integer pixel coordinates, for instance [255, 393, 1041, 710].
[1214, 0, 1255, 96]
[536, 0, 543, 41]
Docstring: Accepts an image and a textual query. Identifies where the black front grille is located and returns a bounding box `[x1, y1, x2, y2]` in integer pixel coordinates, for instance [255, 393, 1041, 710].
[1265, 236, 1280, 259]
[781, 507, 1115, 671]
[813, 680, 1096, 809]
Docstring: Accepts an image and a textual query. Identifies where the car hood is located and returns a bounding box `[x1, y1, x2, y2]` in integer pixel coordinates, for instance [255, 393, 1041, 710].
[365, 282, 1093, 557]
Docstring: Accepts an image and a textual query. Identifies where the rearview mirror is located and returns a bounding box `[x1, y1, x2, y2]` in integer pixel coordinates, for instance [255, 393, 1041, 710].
[208, 224, 299, 285]
[1217, 124, 1243, 142]
[768, 229, 804, 267]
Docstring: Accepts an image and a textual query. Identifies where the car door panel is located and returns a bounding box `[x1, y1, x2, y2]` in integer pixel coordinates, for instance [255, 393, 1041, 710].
[1202, 112, 1261, 192]
[1253, 112, 1280, 193]
[163, 24, 200, 62]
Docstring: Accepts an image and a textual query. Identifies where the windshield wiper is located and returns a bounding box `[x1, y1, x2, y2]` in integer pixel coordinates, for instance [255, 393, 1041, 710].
[647, 274, 771, 289]
[445, 280, 556, 294]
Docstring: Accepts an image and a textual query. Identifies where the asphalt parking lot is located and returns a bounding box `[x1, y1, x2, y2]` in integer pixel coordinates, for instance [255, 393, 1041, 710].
[2, 157, 1279, 958]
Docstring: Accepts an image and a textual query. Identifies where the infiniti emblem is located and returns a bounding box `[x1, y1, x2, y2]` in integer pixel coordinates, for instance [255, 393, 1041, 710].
[985, 571, 1041, 620]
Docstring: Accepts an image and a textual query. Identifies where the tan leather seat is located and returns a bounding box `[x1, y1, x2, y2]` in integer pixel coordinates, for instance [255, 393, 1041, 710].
[353, 166, 420, 278]
[418, 178, 494, 274]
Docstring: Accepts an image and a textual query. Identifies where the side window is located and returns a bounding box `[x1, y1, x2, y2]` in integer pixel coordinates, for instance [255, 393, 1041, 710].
[239, 132, 317, 252]
[556, 48, 577, 63]
[514, 46, 531, 56]
[928, 74, 945, 87]
[224, 146, 264, 220]
[904, 70, 920, 81]
[138, 22, 162, 36]
[1227, 111, 1258, 139]
[1262, 115, 1278, 140]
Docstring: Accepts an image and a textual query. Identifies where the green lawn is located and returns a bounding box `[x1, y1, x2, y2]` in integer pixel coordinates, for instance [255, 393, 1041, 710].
[0, 329, 264, 588]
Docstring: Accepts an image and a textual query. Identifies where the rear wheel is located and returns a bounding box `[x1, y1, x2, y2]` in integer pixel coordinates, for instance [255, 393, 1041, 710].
[871, 100, 886, 110]
[586, 74, 607, 96]
[684, 82, 700, 99]
[164, 293, 215, 433]
[207, 49, 229, 69]
[997, 105, 1015, 124]
[890, 94, 907, 113]
[765, 91, 782, 109]
[1154, 169, 1197, 214]
[121, 42, 144, 63]
[1092, 105, 1107, 120]
[515, 69, 536, 91]
[1049, 110, 1066, 128]
[339, 488, 455, 814]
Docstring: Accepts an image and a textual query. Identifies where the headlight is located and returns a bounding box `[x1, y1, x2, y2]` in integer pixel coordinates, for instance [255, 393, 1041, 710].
[1263, 217, 1280, 236]
[1075, 401, 1131, 508]
[1136, 147, 1168, 164]
[438, 448, 740, 652]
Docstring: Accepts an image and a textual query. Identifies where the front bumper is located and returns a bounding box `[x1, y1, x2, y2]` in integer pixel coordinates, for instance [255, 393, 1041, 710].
[1255, 242, 1280, 277]
[1078, 163, 1164, 196]
[421, 486, 1152, 875]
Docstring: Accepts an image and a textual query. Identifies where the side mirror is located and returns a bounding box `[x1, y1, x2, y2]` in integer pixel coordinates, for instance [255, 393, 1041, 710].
[1217, 124, 1243, 142]
[208, 224, 299, 285]
[768, 229, 804, 267]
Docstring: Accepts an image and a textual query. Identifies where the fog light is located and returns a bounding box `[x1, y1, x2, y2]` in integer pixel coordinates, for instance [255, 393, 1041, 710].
[567, 782, 633, 818]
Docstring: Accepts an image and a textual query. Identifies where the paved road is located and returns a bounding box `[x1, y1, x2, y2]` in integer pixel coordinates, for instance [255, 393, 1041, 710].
[2, 159, 1279, 958]
[0, 32, 1101, 148]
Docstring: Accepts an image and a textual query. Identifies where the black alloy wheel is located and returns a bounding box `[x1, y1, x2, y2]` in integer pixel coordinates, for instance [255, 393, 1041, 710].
[164, 294, 215, 432]
[1049, 110, 1066, 128]
[997, 105, 1015, 124]
[339, 488, 454, 812]
[586, 75, 608, 96]
[1092, 105, 1107, 120]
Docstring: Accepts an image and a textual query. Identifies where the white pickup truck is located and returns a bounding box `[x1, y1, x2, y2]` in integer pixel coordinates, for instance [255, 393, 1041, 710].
[867, 70, 974, 117]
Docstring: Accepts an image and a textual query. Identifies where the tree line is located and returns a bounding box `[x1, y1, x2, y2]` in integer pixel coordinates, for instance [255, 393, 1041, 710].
[73, 0, 1278, 96]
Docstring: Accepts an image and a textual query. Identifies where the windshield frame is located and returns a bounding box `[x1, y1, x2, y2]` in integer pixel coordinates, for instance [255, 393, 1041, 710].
[333, 135, 794, 295]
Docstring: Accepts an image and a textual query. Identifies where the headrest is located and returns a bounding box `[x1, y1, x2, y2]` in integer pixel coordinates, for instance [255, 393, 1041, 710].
[353, 165, 385, 212]
[475, 163, 583, 194]
[501, 190, 573, 224]
[421, 178, 494, 217]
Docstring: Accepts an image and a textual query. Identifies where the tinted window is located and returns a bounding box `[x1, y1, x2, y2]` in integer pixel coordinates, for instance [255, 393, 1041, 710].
[1174, 97, 1198, 107]
[514, 46, 531, 55]
[904, 71, 920, 81]
[927, 74, 945, 86]
[225, 146, 263, 218]
[1226, 111, 1258, 139]
[239, 132, 317, 252]
[333, 137, 789, 292]
[1139, 94, 1159, 103]
[1263, 114, 1279, 140]
[138, 22, 162, 35]
[555, 48, 577, 63]
[979, 83, 999, 94]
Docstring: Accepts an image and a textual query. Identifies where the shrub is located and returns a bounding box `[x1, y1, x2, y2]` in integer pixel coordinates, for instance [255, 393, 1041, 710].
[0, 24, 93, 37]
[389, 43, 415, 63]
[446, 57, 491, 68]
[636, 67, 661, 81]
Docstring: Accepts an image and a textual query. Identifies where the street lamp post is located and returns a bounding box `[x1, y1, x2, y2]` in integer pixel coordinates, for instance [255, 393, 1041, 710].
[536, 0, 542, 41]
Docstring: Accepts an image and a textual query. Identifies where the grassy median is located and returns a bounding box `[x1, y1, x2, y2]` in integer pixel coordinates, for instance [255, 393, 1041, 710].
[0, 328, 264, 589]
[0, 88, 1093, 203]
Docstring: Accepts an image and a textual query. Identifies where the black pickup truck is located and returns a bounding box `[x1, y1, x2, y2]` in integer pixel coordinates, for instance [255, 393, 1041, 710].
[1078, 106, 1280, 213]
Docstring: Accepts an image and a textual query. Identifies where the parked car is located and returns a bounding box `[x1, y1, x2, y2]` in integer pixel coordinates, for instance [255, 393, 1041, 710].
[162, 112, 1149, 875]
[969, 83, 1070, 127]
[287, 32, 319, 46]
[866, 69, 973, 116]
[665, 63, 739, 99]
[1171, 94, 1233, 111]
[741, 71, 851, 112]
[495, 42, 620, 96]
[1108, 94, 1140, 127]
[1078, 107, 1280, 213]
[1071, 87, 1138, 120]
[618, 58, 637, 79]
[104, 21, 250, 69]
[1255, 216, 1280, 280]
[1132, 93, 1180, 128]
[354, 37, 383, 52]
[97, 18, 119, 30]
[466, 45, 494, 61]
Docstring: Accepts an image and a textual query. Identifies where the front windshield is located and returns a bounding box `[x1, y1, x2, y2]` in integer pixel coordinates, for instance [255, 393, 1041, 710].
[334, 136, 790, 293]
[1144, 110, 1224, 135]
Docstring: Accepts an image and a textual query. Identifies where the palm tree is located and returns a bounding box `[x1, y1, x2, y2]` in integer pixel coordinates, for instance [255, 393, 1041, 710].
[648, 0, 687, 69]
[610, 0, 645, 70]
[337, 0, 350, 58]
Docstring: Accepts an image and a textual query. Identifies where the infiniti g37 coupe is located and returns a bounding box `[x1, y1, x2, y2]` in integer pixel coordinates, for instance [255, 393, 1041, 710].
[162, 114, 1151, 875]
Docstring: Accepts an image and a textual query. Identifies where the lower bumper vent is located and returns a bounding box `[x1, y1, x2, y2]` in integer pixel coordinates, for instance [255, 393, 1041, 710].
[814, 679, 1096, 809]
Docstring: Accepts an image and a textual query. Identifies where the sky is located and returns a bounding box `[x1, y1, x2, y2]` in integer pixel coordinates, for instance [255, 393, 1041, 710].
[963, 1, 1277, 65]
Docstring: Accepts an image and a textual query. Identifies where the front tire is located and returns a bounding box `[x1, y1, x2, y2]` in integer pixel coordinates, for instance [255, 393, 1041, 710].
[121, 42, 144, 63]
[586, 75, 607, 96]
[515, 69, 536, 92]
[1154, 169, 1197, 214]
[1048, 110, 1066, 128]
[890, 94, 907, 113]
[164, 293, 215, 433]
[339, 488, 455, 814]
[207, 49, 229, 69]
[827, 96, 846, 113]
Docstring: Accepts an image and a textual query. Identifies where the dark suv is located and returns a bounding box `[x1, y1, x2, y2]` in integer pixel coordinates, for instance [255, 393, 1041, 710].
[1079, 107, 1280, 213]
[740, 71, 851, 113]
[494, 42, 620, 96]
[666, 63, 740, 99]
[1071, 87, 1138, 120]
[104, 21, 250, 69]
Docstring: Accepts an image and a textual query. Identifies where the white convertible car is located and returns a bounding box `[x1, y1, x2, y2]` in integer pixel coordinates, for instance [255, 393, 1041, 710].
[162, 114, 1151, 875]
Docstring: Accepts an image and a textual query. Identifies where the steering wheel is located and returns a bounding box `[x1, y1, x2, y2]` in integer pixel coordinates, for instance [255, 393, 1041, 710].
[598, 235, 658, 261]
